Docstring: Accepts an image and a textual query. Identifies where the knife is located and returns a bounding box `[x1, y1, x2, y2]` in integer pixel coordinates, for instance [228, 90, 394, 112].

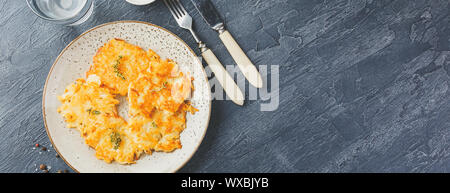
[191, 0, 263, 88]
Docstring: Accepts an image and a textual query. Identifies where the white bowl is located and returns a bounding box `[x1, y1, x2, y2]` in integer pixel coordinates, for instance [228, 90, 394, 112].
[125, 0, 156, 5]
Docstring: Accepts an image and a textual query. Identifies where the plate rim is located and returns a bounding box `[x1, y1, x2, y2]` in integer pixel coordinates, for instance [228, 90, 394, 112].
[42, 20, 212, 173]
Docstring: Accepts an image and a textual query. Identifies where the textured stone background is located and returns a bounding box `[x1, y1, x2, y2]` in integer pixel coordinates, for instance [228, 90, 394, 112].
[1, 0, 450, 173]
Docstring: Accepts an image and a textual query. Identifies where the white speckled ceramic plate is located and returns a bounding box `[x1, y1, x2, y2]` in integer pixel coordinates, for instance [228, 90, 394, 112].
[43, 21, 211, 173]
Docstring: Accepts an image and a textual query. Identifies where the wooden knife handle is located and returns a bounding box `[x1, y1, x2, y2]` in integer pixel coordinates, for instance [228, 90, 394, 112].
[202, 48, 244, 106]
[219, 30, 263, 88]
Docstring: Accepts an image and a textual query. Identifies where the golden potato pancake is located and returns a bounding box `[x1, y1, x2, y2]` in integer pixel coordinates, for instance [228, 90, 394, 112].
[127, 60, 192, 116]
[87, 38, 154, 96]
[57, 76, 141, 164]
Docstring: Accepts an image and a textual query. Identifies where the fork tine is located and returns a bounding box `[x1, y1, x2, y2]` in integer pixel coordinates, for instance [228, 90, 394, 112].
[163, 0, 180, 19]
[166, 0, 181, 17]
[164, 0, 200, 43]
[174, 0, 187, 15]
[170, 0, 185, 17]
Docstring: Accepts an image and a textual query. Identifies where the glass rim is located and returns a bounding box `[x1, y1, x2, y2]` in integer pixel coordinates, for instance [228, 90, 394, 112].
[26, 0, 94, 23]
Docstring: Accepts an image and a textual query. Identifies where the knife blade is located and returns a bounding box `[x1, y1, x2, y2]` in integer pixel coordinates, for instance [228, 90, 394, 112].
[190, 0, 225, 32]
[190, 0, 263, 88]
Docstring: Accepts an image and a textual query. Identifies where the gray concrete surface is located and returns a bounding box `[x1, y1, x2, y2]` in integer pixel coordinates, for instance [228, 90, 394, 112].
[0, 0, 450, 173]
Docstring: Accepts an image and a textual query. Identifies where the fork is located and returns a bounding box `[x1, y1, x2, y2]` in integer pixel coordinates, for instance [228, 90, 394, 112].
[164, 0, 244, 106]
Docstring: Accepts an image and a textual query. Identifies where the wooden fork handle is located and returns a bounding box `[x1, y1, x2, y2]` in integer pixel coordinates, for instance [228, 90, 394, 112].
[201, 48, 244, 106]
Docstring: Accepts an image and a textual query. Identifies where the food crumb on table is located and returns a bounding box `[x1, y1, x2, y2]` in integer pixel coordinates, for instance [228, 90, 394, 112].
[39, 164, 46, 170]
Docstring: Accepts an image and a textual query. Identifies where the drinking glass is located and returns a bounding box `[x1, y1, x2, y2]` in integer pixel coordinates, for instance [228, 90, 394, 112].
[26, 0, 94, 26]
